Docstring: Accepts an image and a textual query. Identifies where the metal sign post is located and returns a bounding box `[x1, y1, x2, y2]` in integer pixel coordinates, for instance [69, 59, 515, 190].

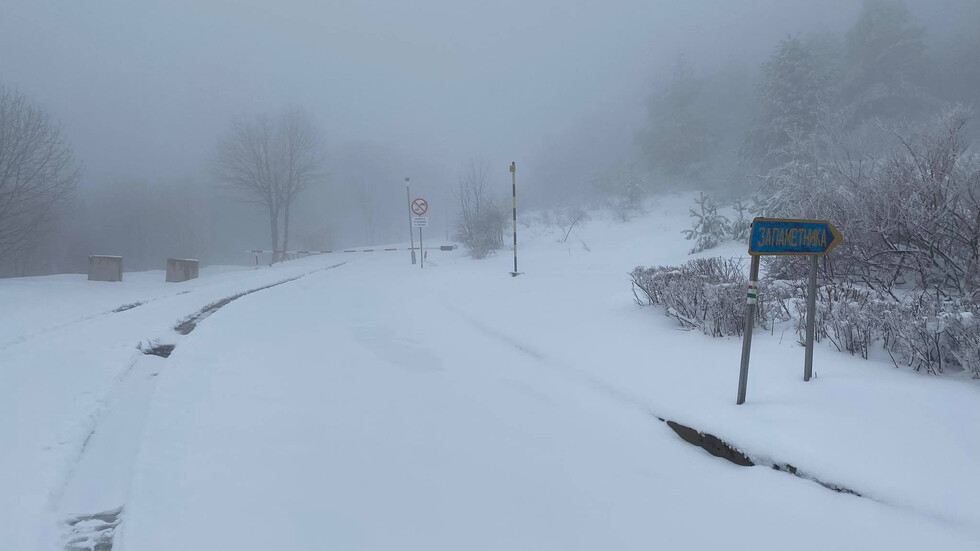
[804, 255, 818, 382]
[736, 255, 761, 405]
[736, 217, 842, 405]
[411, 198, 429, 270]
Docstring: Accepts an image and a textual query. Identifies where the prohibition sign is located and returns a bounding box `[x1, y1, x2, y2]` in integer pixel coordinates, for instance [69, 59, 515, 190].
[412, 198, 429, 216]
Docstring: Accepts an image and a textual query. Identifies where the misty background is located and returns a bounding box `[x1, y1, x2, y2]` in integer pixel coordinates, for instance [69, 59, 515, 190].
[1, 0, 978, 276]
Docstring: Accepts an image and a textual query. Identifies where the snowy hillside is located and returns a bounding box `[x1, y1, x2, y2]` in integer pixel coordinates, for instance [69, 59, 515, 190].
[3, 193, 979, 550]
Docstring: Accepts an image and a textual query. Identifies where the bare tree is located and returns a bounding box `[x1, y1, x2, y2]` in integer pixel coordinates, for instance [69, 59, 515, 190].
[214, 107, 324, 262]
[0, 84, 80, 264]
[456, 159, 506, 258]
[278, 106, 324, 255]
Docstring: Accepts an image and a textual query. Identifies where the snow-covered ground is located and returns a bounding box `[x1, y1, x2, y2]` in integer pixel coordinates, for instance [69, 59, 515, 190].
[4, 193, 979, 550]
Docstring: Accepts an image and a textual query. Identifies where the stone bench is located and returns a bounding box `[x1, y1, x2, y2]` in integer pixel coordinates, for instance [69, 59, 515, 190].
[88, 255, 123, 282]
[166, 258, 199, 283]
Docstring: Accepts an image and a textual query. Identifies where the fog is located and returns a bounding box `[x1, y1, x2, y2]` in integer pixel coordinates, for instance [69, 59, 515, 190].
[1, 0, 977, 275]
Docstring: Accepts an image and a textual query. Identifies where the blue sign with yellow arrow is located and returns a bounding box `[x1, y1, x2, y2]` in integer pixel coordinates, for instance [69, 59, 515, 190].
[748, 218, 843, 256]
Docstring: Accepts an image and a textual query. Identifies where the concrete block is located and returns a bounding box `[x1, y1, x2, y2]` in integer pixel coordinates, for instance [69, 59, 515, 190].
[166, 258, 199, 283]
[88, 256, 123, 282]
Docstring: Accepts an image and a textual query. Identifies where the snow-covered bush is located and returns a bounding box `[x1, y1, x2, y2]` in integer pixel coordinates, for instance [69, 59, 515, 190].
[772, 280, 980, 377]
[456, 160, 507, 259]
[879, 297, 980, 377]
[791, 282, 881, 359]
[943, 306, 980, 379]
[456, 204, 506, 259]
[760, 106, 980, 301]
[683, 192, 730, 254]
[593, 163, 646, 222]
[631, 257, 777, 337]
[747, 106, 980, 378]
[632, 255, 980, 377]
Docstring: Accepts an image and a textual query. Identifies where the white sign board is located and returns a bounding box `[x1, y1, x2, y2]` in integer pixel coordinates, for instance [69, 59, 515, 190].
[412, 216, 429, 228]
[411, 198, 429, 216]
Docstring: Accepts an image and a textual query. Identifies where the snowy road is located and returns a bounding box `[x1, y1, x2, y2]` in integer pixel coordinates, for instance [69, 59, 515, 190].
[5, 196, 980, 550]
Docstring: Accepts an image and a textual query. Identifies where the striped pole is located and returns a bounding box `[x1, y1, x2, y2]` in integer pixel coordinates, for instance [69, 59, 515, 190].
[736, 254, 761, 405]
[510, 162, 519, 276]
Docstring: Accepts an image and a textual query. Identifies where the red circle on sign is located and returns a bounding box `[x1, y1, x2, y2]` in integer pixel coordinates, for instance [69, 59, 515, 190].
[411, 198, 428, 216]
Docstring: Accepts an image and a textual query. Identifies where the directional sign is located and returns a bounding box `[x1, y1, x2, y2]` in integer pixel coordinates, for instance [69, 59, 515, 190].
[412, 216, 429, 228]
[748, 217, 843, 256]
[411, 198, 428, 216]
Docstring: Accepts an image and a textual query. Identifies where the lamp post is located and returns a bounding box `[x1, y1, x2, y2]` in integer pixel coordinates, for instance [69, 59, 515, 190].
[406, 177, 416, 265]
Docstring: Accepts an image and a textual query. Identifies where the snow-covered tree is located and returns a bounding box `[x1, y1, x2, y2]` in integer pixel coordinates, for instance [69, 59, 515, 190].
[0, 84, 80, 267]
[636, 57, 716, 181]
[842, 0, 929, 124]
[741, 36, 828, 170]
[683, 192, 729, 254]
[730, 199, 751, 242]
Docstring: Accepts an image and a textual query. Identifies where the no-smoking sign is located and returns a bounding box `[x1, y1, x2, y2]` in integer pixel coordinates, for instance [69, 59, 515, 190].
[411, 198, 428, 216]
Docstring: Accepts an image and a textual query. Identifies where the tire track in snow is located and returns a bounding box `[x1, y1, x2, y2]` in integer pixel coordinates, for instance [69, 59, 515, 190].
[51, 262, 347, 551]
[0, 293, 189, 350]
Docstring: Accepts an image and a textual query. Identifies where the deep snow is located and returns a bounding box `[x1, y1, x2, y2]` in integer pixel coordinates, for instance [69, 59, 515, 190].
[3, 193, 979, 550]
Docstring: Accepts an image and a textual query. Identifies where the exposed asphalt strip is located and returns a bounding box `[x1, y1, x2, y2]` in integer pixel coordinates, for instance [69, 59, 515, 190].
[174, 263, 348, 336]
[58, 262, 346, 551]
[659, 417, 861, 496]
[139, 262, 348, 357]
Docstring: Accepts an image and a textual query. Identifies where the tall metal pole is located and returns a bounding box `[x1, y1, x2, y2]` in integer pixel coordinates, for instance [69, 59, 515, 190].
[419, 227, 424, 269]
[406, 177, 416, 265]
[736, 255, 761, 405]
[804, 255, 818, 381]
[510, 162, 518, 276]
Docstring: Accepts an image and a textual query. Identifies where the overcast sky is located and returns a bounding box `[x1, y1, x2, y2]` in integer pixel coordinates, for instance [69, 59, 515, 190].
[1, 0, 971, 191]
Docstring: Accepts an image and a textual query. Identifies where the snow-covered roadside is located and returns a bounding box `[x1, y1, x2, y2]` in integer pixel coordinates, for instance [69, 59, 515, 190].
[5, 192, 980, 549]
[0, 255, 349, 551]
[446, 194, 980, 533]
[118, 238, 979, 550]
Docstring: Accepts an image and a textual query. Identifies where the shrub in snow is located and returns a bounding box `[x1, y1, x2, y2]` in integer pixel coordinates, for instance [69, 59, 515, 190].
[774, 280, 980, 378]
[943, 307, 980, 379]
[757, 106, 980, 302]
[683, 192, 730, 254]
[631, 257, 778, 337]
[878, 297, 980, 377]
[592, 162, 646, 222]
[456, 160, 508, 259]
[791, 282, 881, 360]
[632, 259, 980, 378]
[553, 205, 590, 243]
[456, 205, 507, 259]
